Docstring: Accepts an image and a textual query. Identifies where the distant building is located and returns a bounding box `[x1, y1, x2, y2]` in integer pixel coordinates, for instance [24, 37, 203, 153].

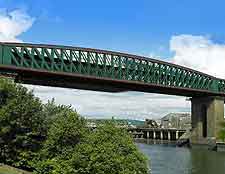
[87, 121, 97, 128]
[161, 113, 191, 129]
[143, 119, 159, 128]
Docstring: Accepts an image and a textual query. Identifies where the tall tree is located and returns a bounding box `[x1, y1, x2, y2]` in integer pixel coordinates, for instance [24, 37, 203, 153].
[0, 78, 44, 170]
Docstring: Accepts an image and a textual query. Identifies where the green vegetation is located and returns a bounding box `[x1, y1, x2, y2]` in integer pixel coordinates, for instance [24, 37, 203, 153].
[69, 122, 148, 174]
[88, 118, 145, 127]
[0, 78, 44, 170]
[218, 122, 225, 141]
[0, 78, 149, 174]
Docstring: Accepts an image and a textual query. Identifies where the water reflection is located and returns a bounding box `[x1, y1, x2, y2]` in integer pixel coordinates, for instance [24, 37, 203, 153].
[190, 148, 225, 174]
[136, 140, 225, 174]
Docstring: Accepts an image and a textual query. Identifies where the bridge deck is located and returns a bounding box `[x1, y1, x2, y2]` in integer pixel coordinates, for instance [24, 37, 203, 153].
[0, 42, 225, 97]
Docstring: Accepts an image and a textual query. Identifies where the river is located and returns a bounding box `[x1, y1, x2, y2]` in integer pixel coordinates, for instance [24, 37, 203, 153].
[136, 140, 225, 174]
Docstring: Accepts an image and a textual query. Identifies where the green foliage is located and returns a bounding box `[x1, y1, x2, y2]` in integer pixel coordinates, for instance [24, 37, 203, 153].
[35, 122, 149, 174]
[70, 122, 149, 174]
[0, 78, 44, 170]
[42, 99, 75, 130]
[218, 121, 225, 141]
[33, 109, 89, 173]
[0, 78, 149, 173]
[41, 109, 87, 158]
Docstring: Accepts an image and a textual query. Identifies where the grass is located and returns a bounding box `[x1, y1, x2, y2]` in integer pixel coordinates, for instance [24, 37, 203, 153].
[0, 164, 31, 174]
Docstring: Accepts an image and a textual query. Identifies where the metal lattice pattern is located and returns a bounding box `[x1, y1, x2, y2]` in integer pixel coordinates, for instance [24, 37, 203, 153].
[0, 43, 224, 94]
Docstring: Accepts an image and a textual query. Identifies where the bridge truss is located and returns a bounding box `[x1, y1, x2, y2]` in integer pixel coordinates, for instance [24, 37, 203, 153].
[0, 42, 225, 96]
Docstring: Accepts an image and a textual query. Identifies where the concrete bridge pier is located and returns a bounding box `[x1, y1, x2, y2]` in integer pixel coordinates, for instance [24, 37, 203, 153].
[190, 96, 224, 145]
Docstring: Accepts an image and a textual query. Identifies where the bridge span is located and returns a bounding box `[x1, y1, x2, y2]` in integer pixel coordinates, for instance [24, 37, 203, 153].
[0, 42, 224, 146]
[1, 42, 225, 96]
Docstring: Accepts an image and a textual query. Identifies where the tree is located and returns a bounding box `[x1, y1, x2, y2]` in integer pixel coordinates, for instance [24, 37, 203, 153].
[42, 109, 87, 158]
[35, 121, 149, 174]
[42, 99, 75, 131]
[69, 122, 149, 174]
[34, 109, 88, 174]
[0, 78, 149, 173]
[0, 78, 45, 170]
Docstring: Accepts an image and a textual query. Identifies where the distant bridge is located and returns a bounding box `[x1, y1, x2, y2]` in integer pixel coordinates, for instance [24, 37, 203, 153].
[0, 42, 224, 146]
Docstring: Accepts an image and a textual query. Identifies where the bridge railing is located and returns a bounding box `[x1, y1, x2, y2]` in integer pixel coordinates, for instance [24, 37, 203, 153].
[0, 42, 224, 94]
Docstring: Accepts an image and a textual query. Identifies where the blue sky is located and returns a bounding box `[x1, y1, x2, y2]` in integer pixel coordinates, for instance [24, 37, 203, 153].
[2, 0, 225, 58]
[1, 0, 225, 119]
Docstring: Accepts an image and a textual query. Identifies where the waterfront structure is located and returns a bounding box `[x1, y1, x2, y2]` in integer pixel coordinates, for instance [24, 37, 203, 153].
[128, 127, 185, 141]
[161, 113, 191, 129]
[144, 119, 159, 128]
[0, 42, 224, 145]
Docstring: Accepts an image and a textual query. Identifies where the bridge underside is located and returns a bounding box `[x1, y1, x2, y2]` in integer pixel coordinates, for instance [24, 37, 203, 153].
[0, 65, 221, 97]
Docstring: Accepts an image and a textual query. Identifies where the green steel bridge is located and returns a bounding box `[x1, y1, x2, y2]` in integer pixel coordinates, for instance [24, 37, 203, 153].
[0, 42, 225, 97]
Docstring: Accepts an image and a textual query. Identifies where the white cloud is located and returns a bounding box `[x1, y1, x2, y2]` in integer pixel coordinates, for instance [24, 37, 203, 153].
[25, 85, 190, 120]
[0, 9, 34, 42]
[31, 34, 225, 119]
[170, 34, 225, 79]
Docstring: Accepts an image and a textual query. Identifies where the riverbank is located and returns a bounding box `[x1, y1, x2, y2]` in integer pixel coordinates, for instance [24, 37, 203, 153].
[0, 164, 31, 174]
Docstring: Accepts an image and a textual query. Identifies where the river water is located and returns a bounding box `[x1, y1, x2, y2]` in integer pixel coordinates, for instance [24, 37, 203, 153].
[136, 140, 225, 174]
